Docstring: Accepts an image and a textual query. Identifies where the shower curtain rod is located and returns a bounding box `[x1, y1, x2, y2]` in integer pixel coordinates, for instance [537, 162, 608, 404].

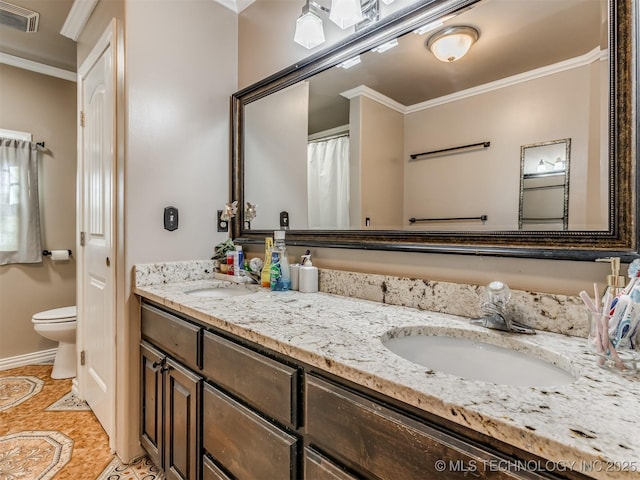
[308, 132, 349, 144]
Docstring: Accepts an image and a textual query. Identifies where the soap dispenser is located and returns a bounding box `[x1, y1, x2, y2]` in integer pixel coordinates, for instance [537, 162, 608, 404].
[596, 257, 626, 303]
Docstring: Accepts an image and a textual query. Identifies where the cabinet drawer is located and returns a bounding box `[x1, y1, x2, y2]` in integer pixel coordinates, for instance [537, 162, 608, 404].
[141, 303, 200, 370]
[203, 455, 231, 480]
[202, 330, 298, 426]
[306, 375, 521, 480]
[305, 448, 359, 480]
[203, 382, 298, 480]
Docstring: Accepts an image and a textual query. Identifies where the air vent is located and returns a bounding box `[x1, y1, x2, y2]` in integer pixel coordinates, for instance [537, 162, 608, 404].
[0, 1, 39, 33]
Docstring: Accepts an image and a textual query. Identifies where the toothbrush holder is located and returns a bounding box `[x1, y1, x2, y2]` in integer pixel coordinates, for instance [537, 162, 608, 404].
[587, 310, 639, 374]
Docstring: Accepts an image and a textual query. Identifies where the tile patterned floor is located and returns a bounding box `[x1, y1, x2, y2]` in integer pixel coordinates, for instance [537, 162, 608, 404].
[0, 365, 162, 479]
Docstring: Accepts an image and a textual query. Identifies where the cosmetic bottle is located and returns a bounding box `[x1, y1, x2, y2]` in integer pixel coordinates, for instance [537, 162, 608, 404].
[596, 257, 626, 306]
[270, 231, 291, 291]
[299, 258, 318, 293]
[227, 250, 235, 276]
[260, 237, 273, 287]
[234, 245, 243, 277]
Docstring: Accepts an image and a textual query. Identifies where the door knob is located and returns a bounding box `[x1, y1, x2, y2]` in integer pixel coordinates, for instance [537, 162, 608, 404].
[106, 257, 110, 267]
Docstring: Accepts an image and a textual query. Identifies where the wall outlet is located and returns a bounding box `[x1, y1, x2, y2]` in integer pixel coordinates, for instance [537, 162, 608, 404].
[217, 210, 229, 232]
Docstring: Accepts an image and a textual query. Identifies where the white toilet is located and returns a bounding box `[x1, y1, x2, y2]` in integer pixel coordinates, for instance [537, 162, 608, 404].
[32, 306, 77, 379]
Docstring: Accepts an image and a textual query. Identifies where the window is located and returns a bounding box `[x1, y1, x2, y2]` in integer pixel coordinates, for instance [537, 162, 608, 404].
[0, 134, 42, 265]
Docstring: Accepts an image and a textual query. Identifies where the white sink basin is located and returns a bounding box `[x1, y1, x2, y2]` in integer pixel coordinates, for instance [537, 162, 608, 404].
[185, 286, 257, 299]
[381, 327, 576, 387]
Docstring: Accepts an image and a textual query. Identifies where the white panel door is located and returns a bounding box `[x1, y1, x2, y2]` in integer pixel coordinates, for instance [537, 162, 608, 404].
[78, 20, 116, 446]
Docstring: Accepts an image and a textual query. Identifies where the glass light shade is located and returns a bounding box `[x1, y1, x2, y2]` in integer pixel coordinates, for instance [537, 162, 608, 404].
[427, 26, 478, 62]
[329, 0, 363, 29]
[381, 0, 395, 4]
[294, 11, 326, 49]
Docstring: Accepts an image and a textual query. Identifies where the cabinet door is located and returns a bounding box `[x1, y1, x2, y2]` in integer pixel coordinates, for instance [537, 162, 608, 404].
[140, 341, 164, 470]
[306, 375, 522, 480]
[203, 382, 298, 480]
[304, 448, 360, 480]
[164, 358, 201, 480]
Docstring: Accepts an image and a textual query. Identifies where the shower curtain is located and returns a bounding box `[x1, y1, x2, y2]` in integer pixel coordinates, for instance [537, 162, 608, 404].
[0, 137, 42, 265]
[307, 136, 350, 229]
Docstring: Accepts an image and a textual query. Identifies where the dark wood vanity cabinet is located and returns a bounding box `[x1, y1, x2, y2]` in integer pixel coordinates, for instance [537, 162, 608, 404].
[141, 304, 202, 480]
[140, 340, 201, 480]
[305, 375, 529, 480]
[140, 300, 588, 480]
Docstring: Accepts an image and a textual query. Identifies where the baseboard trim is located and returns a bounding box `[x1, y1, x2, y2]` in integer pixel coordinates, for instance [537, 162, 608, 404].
[0, 348, 57, 371]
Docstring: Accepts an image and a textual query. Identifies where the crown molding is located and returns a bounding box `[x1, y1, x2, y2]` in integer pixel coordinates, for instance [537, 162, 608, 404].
[213, 0, 256, 13]
[0, 53, 77, 82]
[340, 48, 604, 115]
[340, 84, 407, 113]
[60, 0, 99, 41]
[406, 47, 604, 113]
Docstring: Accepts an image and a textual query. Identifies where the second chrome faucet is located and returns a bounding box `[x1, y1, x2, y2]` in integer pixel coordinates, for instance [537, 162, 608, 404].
[470, 281, 536, 334]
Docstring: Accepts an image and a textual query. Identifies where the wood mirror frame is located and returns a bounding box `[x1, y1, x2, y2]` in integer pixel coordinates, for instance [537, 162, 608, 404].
[231, 0, 638, 261]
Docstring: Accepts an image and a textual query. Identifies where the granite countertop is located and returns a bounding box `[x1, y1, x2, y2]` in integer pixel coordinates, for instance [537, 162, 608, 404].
[134, 274, 640, 479]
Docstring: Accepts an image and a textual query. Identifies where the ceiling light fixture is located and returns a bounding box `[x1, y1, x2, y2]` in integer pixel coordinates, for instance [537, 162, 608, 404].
[426, 25, 479, 63]
[294, 3, 326, 49]
[294, 0, 380, 50]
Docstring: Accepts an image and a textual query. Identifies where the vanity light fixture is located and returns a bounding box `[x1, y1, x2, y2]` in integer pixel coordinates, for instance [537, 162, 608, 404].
[329, 0, 363, 28]
[294, 2, 326, 49]
[371, 38, 398, 53]
[426, 25, 479, 62]
[336, 55, 361, 69]
[294, 0, 380, 49]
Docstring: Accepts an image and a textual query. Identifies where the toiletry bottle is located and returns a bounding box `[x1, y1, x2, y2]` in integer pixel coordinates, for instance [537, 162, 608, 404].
[261, 237, 273, 287]
[299, 257, 318, 293]
[596, 257, 626, 306]
[270, 230, 291, 291]
[234, 245, 243, 277]
[227, 249, 235, 276]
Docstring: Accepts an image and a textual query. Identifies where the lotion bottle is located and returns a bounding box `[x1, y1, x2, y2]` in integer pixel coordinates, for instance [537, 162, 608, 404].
[299, 258, 318, 293]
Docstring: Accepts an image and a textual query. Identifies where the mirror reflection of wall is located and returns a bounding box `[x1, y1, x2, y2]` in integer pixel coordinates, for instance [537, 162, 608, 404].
[519, 139, 571, 231]
[242, 0, 609, 233]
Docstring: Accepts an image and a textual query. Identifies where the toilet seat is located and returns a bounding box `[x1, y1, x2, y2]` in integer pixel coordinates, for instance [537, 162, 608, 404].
[32, 306, 77, 324]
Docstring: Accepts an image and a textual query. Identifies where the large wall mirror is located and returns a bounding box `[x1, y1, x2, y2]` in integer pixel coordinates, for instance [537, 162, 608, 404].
[232, 0, 637, 260]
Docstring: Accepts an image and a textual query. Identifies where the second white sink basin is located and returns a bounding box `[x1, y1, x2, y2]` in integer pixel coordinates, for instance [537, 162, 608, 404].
[185, 285, 256, 299]
[382, 327, 576, 387]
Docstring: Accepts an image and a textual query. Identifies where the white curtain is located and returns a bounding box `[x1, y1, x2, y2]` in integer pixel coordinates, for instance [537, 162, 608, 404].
[307, 136, 350, 229]
[0, 137, 42, 265]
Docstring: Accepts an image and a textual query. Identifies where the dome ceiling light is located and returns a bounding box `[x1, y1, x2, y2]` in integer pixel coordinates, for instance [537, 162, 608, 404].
[426, 25, 479, 63]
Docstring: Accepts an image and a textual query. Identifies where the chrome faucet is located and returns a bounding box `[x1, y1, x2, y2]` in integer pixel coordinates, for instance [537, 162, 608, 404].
[470, 281, 536, 334]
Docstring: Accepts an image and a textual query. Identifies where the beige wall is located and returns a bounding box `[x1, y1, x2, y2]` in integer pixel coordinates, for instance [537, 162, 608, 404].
[403, 64, 602, 231]
[245, 82, 309, 229]
[238, 0, 632, 296]
[0, 64, 77, 362]
[356, 96, 404, 228]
